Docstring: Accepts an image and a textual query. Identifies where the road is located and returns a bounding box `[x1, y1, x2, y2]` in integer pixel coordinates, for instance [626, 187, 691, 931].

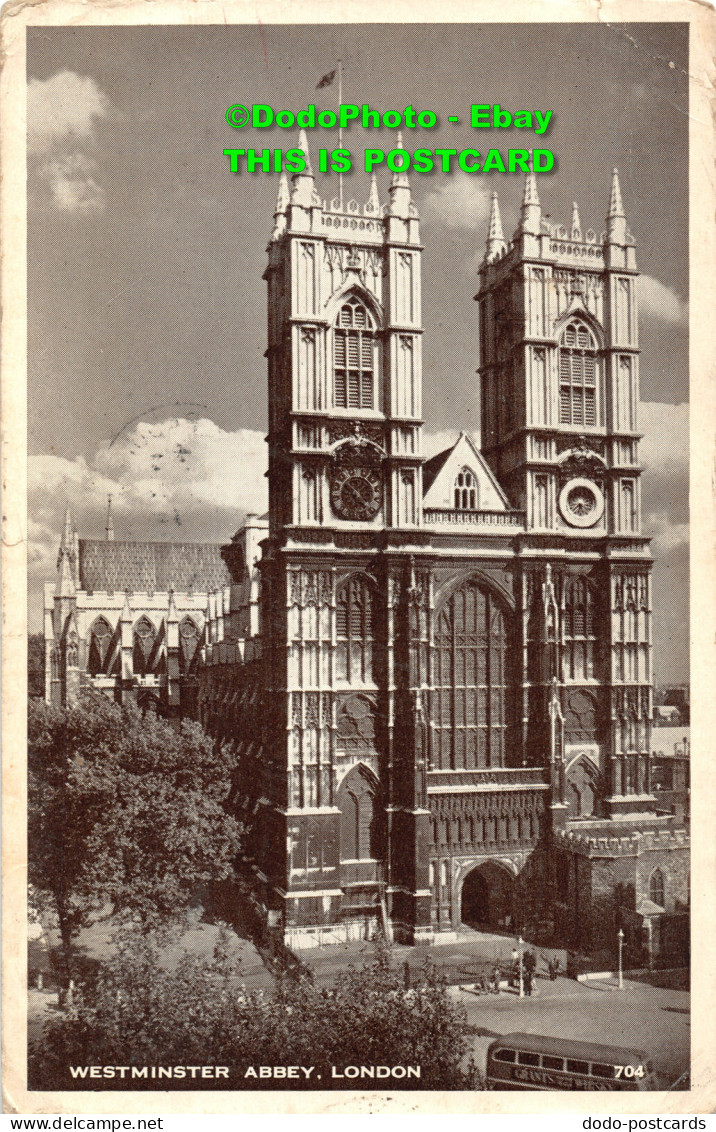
[452, 975, 689, 1090]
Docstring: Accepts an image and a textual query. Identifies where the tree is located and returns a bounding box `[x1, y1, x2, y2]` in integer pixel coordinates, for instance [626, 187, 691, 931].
[28, 633, 45, 698]
[28, 693, 243, 985]
[31, 931, 480, 1091]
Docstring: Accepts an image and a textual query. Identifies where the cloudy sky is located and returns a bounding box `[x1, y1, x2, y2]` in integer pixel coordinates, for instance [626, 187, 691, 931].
[27, 22, 689, 682]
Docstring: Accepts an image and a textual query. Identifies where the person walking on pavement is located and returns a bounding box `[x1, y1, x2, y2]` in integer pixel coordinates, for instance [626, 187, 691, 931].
[491, 963, 501, 994]
[510, 944, 520, 989]
[523, 949, 536, 996]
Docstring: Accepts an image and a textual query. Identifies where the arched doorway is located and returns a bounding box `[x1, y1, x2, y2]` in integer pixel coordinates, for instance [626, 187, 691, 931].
[461, 861, 516, 930]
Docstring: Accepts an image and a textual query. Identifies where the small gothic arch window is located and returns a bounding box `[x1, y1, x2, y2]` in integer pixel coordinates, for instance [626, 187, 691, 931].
[133, 616, 157, 676]
[454, 467, 478, 510]
[334, 298, 375, 410]
[649, 868, 665, 908]
[559, 319, 599, 427]
[88, 617, 113, 676]
[179, 616, 200, 673]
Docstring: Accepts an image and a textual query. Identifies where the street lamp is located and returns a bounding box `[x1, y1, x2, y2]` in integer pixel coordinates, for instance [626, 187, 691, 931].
[518, 935, 524, 998]
[617, 928, 624, 989]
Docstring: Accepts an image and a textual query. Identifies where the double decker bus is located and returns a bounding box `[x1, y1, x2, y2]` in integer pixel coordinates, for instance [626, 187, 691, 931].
[486, 1033, 657, 1091]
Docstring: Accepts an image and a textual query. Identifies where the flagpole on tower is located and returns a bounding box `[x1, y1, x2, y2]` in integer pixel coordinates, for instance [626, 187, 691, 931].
[338, 58, 344, 211]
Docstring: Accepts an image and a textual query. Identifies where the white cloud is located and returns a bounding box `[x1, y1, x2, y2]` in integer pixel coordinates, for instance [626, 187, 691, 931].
[639, 275, 688, 326]
[28, 70, 113, 214]
[28, 419, 268, 611]
[421, 173, 493, 231]
[38, 152, 105, 214]
[28, 71, 111, 156]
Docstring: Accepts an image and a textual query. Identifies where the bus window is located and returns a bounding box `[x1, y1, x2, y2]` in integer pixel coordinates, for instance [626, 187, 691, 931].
[566, 1060, 589, 1075]
[518, 1052, 540, 1067]
[591, 1063, 615, 1079]
[494, 1049, 516, 1063]
[543, 1056, 564, 1071]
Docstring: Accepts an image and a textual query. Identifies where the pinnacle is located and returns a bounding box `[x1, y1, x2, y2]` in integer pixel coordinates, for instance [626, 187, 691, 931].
[571, 201, 581, 237]
[297, 129, 313, 176]
[522, 167, 540, 207]
[608, 167, 625, 217]
[367, 172, 381, 213]
[275, 169, 290, 213]
[488, 191, 505, 242]
[390, 131, 410, 189]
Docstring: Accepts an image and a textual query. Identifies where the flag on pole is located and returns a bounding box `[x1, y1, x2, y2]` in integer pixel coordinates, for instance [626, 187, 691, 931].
[316, 69, 337, 89]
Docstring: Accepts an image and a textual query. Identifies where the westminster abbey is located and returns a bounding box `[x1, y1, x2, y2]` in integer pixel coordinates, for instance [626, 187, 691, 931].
[46, 136, 689, 960]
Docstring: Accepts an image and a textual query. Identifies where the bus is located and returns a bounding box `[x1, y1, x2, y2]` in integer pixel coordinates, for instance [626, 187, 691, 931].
[486, 1033, 657, 1091]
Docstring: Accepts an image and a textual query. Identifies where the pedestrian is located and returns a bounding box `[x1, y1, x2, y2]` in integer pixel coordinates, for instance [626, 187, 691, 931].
[523, 949, 536, 996]
[491, 963, 501, 994]
[510, 944, 520, 988]
[547, 956, 557, 981]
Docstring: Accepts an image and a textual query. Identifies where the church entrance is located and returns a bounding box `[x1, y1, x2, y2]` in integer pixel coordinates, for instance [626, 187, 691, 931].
[461, 861, 516, 930]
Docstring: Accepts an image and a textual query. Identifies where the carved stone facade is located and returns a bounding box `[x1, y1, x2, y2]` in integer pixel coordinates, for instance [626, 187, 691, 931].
[195, 158, 688, 952]
[47, 155, 688, 957]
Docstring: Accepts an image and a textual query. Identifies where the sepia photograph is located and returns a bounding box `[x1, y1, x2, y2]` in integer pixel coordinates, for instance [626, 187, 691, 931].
[3, 3, 711, 1114]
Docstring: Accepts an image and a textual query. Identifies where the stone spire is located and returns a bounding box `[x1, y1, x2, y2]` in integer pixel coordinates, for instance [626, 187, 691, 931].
[519, 164, 541, 235]
[388, 132, 412, 217]
[606, 167, 627, 243]
[56, 504, 76, 590]
[105, 494, 114, 542]
[56, 543, 75, 598]
[571, 201, 582, 240]
[485, 191, 507, 262]
[61, 504, 72, 551]
[270, 170, 290, 240]
[291, 129, 317, 209]
[366, 172, 380, 214]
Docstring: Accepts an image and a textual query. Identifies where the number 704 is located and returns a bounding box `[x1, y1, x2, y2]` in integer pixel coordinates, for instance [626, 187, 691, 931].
[615, 1065, 646, 1078]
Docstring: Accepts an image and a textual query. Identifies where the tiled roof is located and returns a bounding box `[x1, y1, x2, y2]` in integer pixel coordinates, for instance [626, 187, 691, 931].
[78, 540, 231, 594]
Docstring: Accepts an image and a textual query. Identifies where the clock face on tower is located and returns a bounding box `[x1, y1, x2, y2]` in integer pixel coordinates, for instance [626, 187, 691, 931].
[330, 463, 382, 521]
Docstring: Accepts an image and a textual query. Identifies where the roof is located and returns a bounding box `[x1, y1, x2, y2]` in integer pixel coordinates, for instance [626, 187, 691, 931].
[490, 1033, 649, 1063]
[422, 432, 511, 510]
[78, 540, 231, 595]
[422, 446, 453, 493]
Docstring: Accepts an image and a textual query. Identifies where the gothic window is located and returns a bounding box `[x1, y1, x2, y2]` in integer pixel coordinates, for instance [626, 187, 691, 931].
[454, 467, 478, 510]
[431, 580, 509, 770]
[559, 320, 599, 427]
[564, 689, 598, 742]
[563, 576, 597, 680]
[133, 616, 157, 676]
[649, 868, 665, 908]
[179, 616, 200, 673]
[336, 575, 374, 684]
[337, 765, 379, 861]
[336, 695, 376, 756]
[88, 617, 113, 676]
[334, 299, 375, 410]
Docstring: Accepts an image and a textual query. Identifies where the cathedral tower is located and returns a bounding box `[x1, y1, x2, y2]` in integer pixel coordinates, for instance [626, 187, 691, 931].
[255, 136, 433, 944]
[477, 171, 653, 818]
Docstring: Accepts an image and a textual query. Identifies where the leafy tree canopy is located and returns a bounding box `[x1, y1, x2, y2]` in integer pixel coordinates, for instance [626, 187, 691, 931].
[32, 930, 480, 1091]
[28, 694, 242, 968]
[28, 633, 45, 698]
